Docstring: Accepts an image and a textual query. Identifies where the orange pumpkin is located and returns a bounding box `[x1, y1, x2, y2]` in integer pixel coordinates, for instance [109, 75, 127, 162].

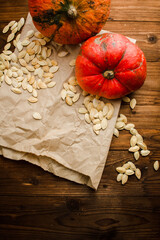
[28, 0, 111, 45]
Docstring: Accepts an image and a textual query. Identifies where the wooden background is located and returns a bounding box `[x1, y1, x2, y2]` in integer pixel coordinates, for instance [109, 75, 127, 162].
[0, 0, 160, 239]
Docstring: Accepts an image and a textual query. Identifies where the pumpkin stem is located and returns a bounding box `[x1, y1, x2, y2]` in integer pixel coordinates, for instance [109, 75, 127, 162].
[67, 5, 77, 19]
[103, 70, 114, 79]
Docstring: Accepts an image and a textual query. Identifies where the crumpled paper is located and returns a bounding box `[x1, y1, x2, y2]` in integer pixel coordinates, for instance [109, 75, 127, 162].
[0, 14, 136, 189]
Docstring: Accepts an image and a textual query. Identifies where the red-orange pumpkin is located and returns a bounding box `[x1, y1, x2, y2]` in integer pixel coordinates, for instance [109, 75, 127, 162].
[75, 33, 147, 99]
[28, 0, 111, 45]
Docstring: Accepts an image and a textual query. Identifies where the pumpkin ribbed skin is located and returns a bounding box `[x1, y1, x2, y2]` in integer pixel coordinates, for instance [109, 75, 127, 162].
[75, 33, 147, 99]
[28, 0, 111, 44]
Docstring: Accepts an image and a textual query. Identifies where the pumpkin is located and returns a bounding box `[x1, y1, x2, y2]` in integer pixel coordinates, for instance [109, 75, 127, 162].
[75, 33, 147, 99]
[28, 0, 111, 45]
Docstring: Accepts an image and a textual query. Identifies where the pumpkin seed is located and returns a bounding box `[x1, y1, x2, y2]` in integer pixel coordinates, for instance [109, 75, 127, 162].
[98, 111, 103, 121]
[137, 141, 147, 150]
[4, 43, 11, 50]
[92, 119, 101, 124]
[93, 123, 101, 131]
[69, 59, 76, 66]
[78, 107, 88, 114]
[26, 65, 35, 72]
[128, 161, 136, 171]
[115, 121, 125, 130]
[103, 105, 108, 116]
[8, 20, 16, 28]
[32, 88, 38, 98]
[153, 161, 159, 171]
[47, 81, 56, 88]
[22, 79, 27, 90]
[17, 17, 25, 31]
[101, 118, 108, 130]
[61, 89, 67, 100]
[65, 95, 73, 106]
[125, 169, 135, 175]
[17, 41, 23, 51]
[63, 82, 69, 90]
[116, 167, 126, 174]
[6, 69, 12, 78]
[51, 59, 58, 66]
[72, 93, 80, 103]
[5, 75, 12, 85]
[19, 58, 27, 67]
[135, 168, 141, 179]
[134, 151, 140, 161]
[93, 128, 100, 135]
[18, 50, 26, 59]
[26, 30, 34, 38]
[68, 77, 77, 86]
[129, 145, 140, 152]
[34, 32, 44, 39]
[136, 133, 143, 143]
[82, 90, 89, 96]
[28, 96, 38, 103]
[16, 33, 21, 42]
[11, 87, 22, 94]
[58, 50, 69, 57]
[130, 135, 137, 147]
[84, 113, 91, 124]
[130, 98, 137, 109]
[39, 39, 46, 46]
[130, 128, 138, 135]
[106, 103, 114, 119]
[11, 22, 18, 31]
[33, 112, 42, 120]
[113, 128, 119, 137]
[3, 50, 12, 55]
[122, 163, 130, 170]
[69, 85, 76, 93]
[122, 174, 128, 185]
[38, 81, 47, 89]
[124, 123, 135, 130]
[49, 65, 59, 73]
[117, 173, 123, 182]
[141, 150, 150, 156]
[122, 96, 130, 103]
[21, 39, 30, 47]
[47, 48, 52, 58]
[120, 113, 127, 123]
[2, 24, 10, 33]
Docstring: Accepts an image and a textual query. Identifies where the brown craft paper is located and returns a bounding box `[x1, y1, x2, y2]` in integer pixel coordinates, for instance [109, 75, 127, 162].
[0, 14, 136, 189]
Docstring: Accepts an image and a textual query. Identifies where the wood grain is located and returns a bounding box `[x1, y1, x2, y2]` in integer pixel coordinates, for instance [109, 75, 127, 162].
[0, 0, 160, 239]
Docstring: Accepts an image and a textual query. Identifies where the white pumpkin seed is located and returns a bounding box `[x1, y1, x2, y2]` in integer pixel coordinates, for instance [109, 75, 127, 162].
[12, 26, 18, 34]
[92, 119, 101, 124]
[93, 129, 100, 135]
[129, 145, 140, 152]
[134, 151, 140, 161]
[153, 161, 159, 171]
[39, 39, 46, 46]
[69, 59, 76, 66]
[32, 89, 38, 98]
[61, 89, 67, 100]
[102, 105, 108, 116]
[11, 22, 18, 31]
[4, 43, 11, 50]
[21, 39, 30, 46]
[128, 161, 136, 171]
[26, 84, 33, 93]
[11, 87, 22, 94]
[113, 128, 119, 137]
[3, 50, 12, 55]
[122, 174, 128, 185]
[115, 121, 125, 130]
[101, 118, 108, 130]
[2, 24, 10, 33]
[122, 163, 130, 170]
[26, 65, 35, 72]
[135, 168, 141, 179]
[49, 65, 59, 73]
[66, 90, 75, 98]
[33, 112, 42, 120]
[136, 133, 143, 143]
[8, 20, 16, 28]
[130, 128, 138, 135]
[141, 150, 150, 156]
[65, 95, 73, 106]
[18, 50, 26, 59]
[47, 48, 52, 58]
[124, 123, 135, 130]
[19, 58, 27, 67]
[28, 96, 38, 103]
[16, 33, 21, 42]
[130, 98, 137, 109]
[117, 173, 123, 182]
[58, 50, 69, 57]
[78, 107, 88, 114]
[17, 17, 25, 31]
[125, 169, 135, 175]
[17, 41, 23, 51]
[130, 135, 137, 147]
[122, 96, 130, 103]
[120, 113, 127, 123]
[106, 104, 114, 120]
[84, 113, 91, 124]
[72, 93, 80, 103]
[116, 167, 126, 174]
[5, 75, 12, 85]
[137, 141, 147, 150]
[22, 79, 27, 90]
[26, 30, 34, 38]
[47, 81, 56, 88]
[93, 123, 101, 131]
[34, 32, 44, 39]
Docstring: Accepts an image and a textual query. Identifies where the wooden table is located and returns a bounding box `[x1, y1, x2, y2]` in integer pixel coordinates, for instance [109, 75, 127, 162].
[0, 0, 160, 239]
